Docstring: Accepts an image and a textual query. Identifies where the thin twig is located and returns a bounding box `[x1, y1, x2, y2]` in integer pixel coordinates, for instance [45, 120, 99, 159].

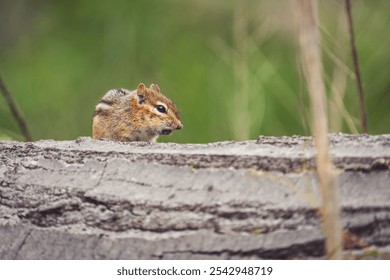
[345, 0, 368, 133]
[0, 74, 33, 141]
[296, 0, 342, 259]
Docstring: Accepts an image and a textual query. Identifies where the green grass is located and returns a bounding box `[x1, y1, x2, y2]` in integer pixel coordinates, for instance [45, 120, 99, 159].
[0, 0, 389, 143]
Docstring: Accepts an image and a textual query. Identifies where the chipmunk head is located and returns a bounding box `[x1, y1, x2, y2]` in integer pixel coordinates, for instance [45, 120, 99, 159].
[92, 83, 183, 142]
[133, 83, 183, 139]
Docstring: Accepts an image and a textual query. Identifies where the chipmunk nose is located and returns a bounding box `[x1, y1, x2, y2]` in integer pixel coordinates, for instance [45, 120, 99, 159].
[176, 123, 183, 130]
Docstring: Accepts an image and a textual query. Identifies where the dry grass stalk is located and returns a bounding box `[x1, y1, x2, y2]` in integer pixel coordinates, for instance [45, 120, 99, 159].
[232, 1, 251, 140]
[295, 0, 342, 259]
[0, 74, 33, 141]
[344, 0, 368, 133]
[326, 12, 350, 132]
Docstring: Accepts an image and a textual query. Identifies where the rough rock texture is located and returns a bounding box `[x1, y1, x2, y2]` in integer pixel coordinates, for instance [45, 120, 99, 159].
[0, 133, 389, 259]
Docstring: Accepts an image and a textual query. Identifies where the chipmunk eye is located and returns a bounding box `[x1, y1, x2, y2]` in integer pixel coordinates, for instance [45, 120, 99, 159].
[156, 105, 167, 114]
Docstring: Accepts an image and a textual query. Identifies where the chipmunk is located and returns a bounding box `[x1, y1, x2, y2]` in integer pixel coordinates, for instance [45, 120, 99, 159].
[92, 83, 183, 142]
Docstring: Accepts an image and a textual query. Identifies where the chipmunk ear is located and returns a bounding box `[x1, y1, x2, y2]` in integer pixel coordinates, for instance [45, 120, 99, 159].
[149, 84, 160, 92]
[137, 83, 146, 94]
[136, 83, 146, 104]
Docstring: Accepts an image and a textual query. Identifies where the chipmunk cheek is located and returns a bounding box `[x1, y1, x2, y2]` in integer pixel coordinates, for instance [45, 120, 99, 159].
[145, 127, 158, 137]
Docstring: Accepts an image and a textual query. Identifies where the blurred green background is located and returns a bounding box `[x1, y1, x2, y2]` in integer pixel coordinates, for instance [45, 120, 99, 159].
[0, 0, 389, 143]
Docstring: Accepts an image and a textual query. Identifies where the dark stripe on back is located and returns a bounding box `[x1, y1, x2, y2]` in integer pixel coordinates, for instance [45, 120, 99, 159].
[93, 108, 109, 117]
[117, 89, 128, 96]
[100, 99, 114, 106]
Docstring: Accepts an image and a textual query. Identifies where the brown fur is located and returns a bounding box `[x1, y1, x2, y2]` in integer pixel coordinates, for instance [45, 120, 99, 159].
[92, 83, 182, 142]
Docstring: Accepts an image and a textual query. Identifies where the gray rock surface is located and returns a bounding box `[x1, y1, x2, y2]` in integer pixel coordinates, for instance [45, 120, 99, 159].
[0, 133, 389, 259]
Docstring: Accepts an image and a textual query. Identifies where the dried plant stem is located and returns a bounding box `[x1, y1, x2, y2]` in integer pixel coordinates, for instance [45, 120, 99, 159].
[296, 0, 342, 259]
[345, 0, 368, 133]
[327, 12, 350, 132]
[232, 1, 250, 140]
[0, 74, 33, 141]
